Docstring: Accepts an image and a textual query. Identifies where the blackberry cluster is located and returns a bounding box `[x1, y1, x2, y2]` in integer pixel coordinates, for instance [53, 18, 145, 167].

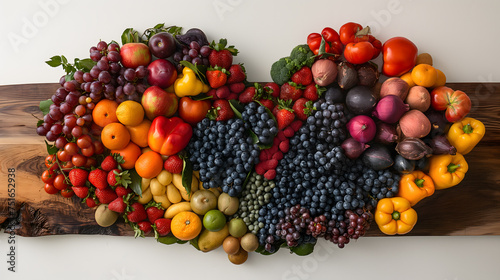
[187, 118, 260, 197]
[257, 97, 400, 252]
[241, 102, 278, 146]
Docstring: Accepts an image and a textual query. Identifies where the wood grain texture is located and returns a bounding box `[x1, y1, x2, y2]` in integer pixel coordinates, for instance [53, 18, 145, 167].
[1, 83, 499, 237]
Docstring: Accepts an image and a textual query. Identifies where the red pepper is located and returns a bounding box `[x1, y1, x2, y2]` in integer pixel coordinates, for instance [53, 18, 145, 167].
[307, 33, 328, 55]
[339, 22, 364, 45]
[148, 116, 193, 156]
[340, 23, 381, 60]
[307, 27, 343, 55]
[430, 86, 472, 122]
[382, 37, 418, 77]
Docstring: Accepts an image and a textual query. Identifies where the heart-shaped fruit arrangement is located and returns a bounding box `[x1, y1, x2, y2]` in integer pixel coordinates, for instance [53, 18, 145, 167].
[36, 22, 485, 264]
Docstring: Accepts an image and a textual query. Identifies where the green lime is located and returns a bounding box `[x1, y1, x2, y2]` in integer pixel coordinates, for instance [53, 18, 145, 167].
[203, 209, 227, 232]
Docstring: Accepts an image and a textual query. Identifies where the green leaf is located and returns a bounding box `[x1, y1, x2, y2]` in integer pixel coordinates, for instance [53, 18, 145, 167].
[75, 58, 96, 72]
[228, 99, 243, 119]
[255, 244, 281, 255]
[153, 23, 165, 29]
[179, 61, 207, 84]
[45, 140, 58, 155]
[318, 36, 327, 56]
[61, 55, 68, 64]
[189, 235, 200, 251]
[158, 234, 188, 245]
[129, 169, 143, 196]
[39, 99, 53, 116]
[167, 26, 182, 36]
[121, 28, 140, 44]
[289, 242, 316, 256]
[36, 119, 44, 127]
[45, 56, 62, 67]
[182, 157, 193, 195]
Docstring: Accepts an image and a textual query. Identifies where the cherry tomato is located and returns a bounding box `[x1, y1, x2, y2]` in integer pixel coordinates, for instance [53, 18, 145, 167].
[60, 188, 75, 198]
[45, 154, 56, 168]
[339, 22, 363, 45]
[72, 154, 87, 167]
[41, 169, 55, 184]
[53, 173, 69, 190]
[77, 134, 93, 149]
[64, 142, 79, 156]
[81, 144, 95, 157]
[61, 160, 74, 170]
[44, 183, 59, 195]
[57, 149, 72, 162]
[85, 157, 97, 168]
[93, 140, 105, 155]
[178, 97, 211, 125]
[343, 42, 376, 65]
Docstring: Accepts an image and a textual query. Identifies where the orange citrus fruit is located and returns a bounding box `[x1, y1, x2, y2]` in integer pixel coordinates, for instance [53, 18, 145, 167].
[92, 99, 119, 127]
[411, 64, 437, 88]
[101, 122, 130, 150]
[135, 150, 164, 179]
[171, 211, 202, 241]
[433, 68, 447, 87]
[116, 100, 145, 126]
[126, 119, 151, 148]
[111, 141, 142, 170]
[400, 71, 415, 88]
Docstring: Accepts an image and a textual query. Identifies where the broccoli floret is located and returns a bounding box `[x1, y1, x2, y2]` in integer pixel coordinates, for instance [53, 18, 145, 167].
[290, 44, 315, 68]
[270, 57, 293, 85]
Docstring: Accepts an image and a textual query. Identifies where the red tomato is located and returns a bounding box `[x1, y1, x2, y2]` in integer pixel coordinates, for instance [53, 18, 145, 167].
[339, 22, 363, 45]
[44, 183, 59, 195]
[343, 42, 376, 65]
[41, 169, 55, 184]
[60, 188, 74, 198]
[45, 154, 56, 168]
[53, 173, 69, 190]
[178, 97, 211, 125]
[430, 86, 472, 122]
[382, 37, 418, 77]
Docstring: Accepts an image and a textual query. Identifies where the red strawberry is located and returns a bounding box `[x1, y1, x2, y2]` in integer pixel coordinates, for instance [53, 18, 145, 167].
[85, 197, 98, 208]
[212, 99, 234, 121]
[69, 168, 88, 187]
[164, 155, 183, 174]
[276, 100, 295, 130]
[115, 186, 132, 197]
[263, 82, 280, 98]
[215, 85, 230, 99]
[228, 82, 245, 94]
[206, 67, 228, 89]
[154, 218, 172, 238]
[209, 38, 238, 70]
[227, 92, 238, 100]
[88, 168, 108, 189]
[303, 84, 326, 101]
[127, 202, 147, 223]
[206, 88, 217, 99]
[280, 82, 303, 101]
[258, 99, 275, 111]
[226, 64, 246, 84]
[135, 220, 152, 238]
[293, 98, 315, 121]
[108, 197, 126, 214]
[72, 186, 89, 198]
[291, 66, 313, 86]
[146, 204, 165, 224]
[107, 169, 131, 188]
[100, 155, 118, 171]
[264, 169, 277, 180]
[238, 87, 256, 104]
[95, 187, 117, 204]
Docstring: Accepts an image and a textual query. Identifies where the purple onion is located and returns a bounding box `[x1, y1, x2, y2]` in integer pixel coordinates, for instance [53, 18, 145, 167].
[347, 115, 376, 143]
[373, 95, 410, 123]
[341, 138, 370, 159]
[374, 122, 399, 145]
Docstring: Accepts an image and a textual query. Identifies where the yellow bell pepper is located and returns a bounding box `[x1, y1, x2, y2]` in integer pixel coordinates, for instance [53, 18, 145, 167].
[397, 170, 435, 206]
[173, 67, 209, 97]
[447, 117, 485, 155]
[375, 197, 418, 235]
[428, 153, 468, 190]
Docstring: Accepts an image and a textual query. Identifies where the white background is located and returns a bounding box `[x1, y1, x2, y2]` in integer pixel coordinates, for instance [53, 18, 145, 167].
[1, 0, 500, 279]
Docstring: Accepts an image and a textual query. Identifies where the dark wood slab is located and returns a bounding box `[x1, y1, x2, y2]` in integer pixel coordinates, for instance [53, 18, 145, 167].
[1, 83, 499, 237]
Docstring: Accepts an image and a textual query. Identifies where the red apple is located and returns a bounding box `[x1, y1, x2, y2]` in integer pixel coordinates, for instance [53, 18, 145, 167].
[147, 59, 178, 89]
[141, 86, 179, 120]
[148, 32, 176, 59]
[120, 43, 151, 68]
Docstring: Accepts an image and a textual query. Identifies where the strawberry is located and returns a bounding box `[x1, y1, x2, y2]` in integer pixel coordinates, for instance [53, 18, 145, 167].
[146, 204, 165, 224]
[163, 155, 183, 174]
[206, 88, 217, 99]
[85, 197, 98, 208]
[127, 202, 147, 223]
[228, 82, 245, 94]
[88, 168, 108, 189]
[238, 87, 256, 104]
[227, 92, 238, 100]
[100, 155, 118, 171]
[212, 99, 234, 121]
[291, 66, 313, 86]
[69, 168, 88, 187]
[154, 218, 172, 239]
[95, 187, 117, 204]
[258, 99, 275, 111]
[292, 98, 315, 121]
[226, 64, 246, 84]
[72, 186, 89, 198]
[108, 197, 126, 214]
[209, 38, 238, 70]
[280, 82, 303, 101]
[303, 84, 326, 101]
[276, 100, 295, 130]
[115, 186, 132, 197]
[206, 67, 228, 89]
[215, 85, 230, 99]
[134, 220, 152, 238]
[107, 169, 131, 188]
[263, 82, 280, 98]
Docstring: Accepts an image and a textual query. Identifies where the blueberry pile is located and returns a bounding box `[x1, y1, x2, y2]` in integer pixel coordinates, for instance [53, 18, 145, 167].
[187, 118, 260, 197]
[241, 102, 278, 146]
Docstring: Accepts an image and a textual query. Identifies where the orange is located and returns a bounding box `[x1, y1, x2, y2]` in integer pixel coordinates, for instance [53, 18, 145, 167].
[101, 122, 130, 150]
[135, 150, 164, 179]
[411, 64, 437, 88]
[92, 99, 119, 127]
[111, 141, 142, 170]
[400, 71, 415, 88]
[171, 211, 202, 241]
[126, 119, 151, 148]
[116, 100, 145, 126]
[433, 68, 447, 87]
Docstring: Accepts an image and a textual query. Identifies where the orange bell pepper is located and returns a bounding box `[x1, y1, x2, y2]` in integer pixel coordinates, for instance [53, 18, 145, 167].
[148, 116, 192, 156]
[397, 170, 435, 206]
[375, 197, 418, 235]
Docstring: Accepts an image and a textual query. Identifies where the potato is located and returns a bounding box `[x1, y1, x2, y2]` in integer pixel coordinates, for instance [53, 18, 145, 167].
[379, 77, 409, 100]
[405, 86, 431, 112]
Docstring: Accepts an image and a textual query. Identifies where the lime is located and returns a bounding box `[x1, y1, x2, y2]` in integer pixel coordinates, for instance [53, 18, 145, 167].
[203, 209, 227, 232]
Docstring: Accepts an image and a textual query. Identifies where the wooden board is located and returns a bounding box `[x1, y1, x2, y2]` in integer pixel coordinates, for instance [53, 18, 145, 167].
[1, 83, 499, 237]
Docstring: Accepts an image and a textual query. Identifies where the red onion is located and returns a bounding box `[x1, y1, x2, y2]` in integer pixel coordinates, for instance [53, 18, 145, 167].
[341, 138, 370, 159]
[374, 122, 398, 145]
[372, 95, 410, 124]
[347, 115, 376, 143]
